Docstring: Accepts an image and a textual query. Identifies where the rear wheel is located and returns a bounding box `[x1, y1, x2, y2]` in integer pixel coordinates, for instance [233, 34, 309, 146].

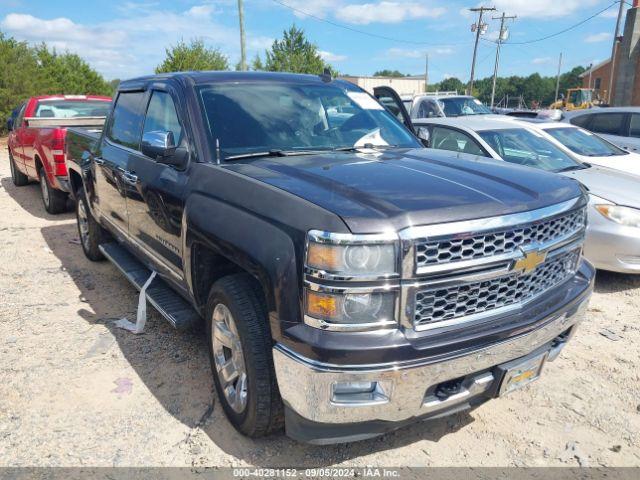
[9, 151, 29, 186]
[38, 165, 67, 214]
[206, 274, 284, 438]
[75, 186, 106, 261]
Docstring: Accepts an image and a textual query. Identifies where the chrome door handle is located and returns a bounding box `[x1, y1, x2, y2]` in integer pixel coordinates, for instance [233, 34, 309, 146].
[122, 171, 138, 185]
[94, 158, 105, 165]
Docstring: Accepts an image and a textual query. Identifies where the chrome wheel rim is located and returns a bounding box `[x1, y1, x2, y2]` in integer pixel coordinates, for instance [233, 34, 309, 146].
[40, 173, 49, 208]
[77, 199, 90, 250]
[211, 303, 248, 414]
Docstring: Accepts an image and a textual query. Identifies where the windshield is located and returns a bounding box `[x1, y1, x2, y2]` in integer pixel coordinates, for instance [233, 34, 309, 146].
[438, 97, 492, 117]
[35, 100, 110, 118]
[543, 127, 627, 157]
[197, 82, 420, 159]
[478, 128, 583, 172]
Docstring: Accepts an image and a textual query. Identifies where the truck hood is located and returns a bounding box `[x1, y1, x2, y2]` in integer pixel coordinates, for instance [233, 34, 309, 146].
[560, 165, 640, 208]
[227, 148, 583, 233]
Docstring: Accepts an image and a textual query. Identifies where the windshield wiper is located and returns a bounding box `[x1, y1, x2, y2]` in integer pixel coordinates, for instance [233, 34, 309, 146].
[555, 164, 588, 173]
[224, 149, 331, 161]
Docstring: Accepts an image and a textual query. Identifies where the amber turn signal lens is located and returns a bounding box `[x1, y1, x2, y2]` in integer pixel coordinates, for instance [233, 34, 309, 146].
[306, 243, 340, 271]
[306, 291, 338, 318]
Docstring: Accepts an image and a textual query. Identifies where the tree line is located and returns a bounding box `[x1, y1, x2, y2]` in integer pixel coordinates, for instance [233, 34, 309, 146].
[2, 23, 587, 135]
[0, 32, 113, 133]
[371, 68, 587, 108]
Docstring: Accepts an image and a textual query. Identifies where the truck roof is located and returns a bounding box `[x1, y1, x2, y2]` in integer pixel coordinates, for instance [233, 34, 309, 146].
[118, 71, 352, 90]
[30, 94, 112, 102]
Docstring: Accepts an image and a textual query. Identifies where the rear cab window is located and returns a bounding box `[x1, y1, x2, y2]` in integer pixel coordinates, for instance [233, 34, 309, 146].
[630, 114, 640, 138]
[107, 91, 146, 150]
[35, 100, 110, 118]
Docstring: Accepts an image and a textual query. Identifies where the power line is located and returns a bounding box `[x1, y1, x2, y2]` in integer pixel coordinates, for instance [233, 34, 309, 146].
[271, 0, 472, 47]
[505, 2, 619, 45]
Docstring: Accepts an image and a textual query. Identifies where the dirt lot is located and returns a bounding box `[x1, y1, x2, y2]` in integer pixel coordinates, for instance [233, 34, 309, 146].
[0, 138, 639, 468]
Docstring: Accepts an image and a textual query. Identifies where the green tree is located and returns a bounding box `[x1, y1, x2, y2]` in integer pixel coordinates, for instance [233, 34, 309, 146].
[261, 25, 334, 75]
[435, 77, 465, 93]
[155, 38, 229, 73]
[373, 69, 406, 77]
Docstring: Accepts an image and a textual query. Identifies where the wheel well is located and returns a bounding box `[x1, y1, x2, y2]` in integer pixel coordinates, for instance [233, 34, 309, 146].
[191, 242, 248, 309]
[34, 155, 43, 173]
[68, 170, 83, 197]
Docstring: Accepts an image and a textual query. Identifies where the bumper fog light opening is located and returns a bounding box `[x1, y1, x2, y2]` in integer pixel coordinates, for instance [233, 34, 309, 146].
[331, 381, 389, 406]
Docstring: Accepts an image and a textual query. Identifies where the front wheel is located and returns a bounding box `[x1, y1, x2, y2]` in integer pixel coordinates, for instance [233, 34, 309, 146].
[75, 186, 107, 261]
[39, 166, 68, 214]
[206, 274, 284, 438]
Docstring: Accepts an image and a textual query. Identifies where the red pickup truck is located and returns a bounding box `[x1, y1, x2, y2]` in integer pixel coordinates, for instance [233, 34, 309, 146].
[7, 95, 111, 213]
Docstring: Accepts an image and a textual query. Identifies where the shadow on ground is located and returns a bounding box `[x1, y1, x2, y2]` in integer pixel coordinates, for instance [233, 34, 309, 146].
[1, 176, 74, 219]
[40, 220, 473, 465]
[594, 269, 640, 294]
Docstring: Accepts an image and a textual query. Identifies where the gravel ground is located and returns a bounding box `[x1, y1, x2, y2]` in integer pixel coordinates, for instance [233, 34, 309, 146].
[1, 139, 639, 468]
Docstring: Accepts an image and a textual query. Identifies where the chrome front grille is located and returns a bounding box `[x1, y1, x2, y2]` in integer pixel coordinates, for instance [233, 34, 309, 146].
[413, 249, 581, 329]
[415, 208, 586, 269]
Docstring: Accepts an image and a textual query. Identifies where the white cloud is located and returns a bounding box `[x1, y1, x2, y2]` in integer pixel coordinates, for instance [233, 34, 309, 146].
[585, 32, 612, 43]
[336, 2, 446, 25]
[531, 57, 552, 65]
[481, 0, 599, 19]
[0, 5, 270, 79]
[280, 0, 342, 19]
[319, 50, 347, 62]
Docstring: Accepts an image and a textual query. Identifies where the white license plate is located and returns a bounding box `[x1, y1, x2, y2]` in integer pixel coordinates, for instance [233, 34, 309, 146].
[499, 353, 548, 396]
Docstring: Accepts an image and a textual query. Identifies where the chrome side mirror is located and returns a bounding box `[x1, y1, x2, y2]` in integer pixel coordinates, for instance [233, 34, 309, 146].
[141, 131, 176, 159]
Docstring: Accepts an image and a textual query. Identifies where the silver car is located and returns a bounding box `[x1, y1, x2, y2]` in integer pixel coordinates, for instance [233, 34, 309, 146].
[404, 93, 495, 119]
[562, 107, 640, 153]
[414, 116, 640, 273]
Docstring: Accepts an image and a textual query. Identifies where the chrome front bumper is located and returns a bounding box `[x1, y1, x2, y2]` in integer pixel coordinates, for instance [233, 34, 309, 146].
[273, 297, 589, 431]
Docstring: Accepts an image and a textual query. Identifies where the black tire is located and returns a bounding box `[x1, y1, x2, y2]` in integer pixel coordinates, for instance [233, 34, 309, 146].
[206, 274, 284, 438]
[38, 165, 68, 214]
[9, 150, 29, 186]
[75, 186, 106, 261]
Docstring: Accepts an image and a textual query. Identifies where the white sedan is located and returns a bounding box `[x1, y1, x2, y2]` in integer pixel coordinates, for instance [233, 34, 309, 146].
[523, 121, 640, 177]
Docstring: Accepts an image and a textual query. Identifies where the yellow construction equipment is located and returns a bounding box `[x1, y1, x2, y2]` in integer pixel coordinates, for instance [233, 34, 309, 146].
[550, 88, 603, 110]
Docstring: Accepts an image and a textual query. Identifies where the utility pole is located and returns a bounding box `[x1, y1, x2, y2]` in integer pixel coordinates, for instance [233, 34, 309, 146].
[554, 52, 563, 103]
[468, 6, 496, 95]
[237, 0, 247, 71]
[490, 12, 516, 108]
[424, 53, 429, 92]
[607, 0, 626, 104]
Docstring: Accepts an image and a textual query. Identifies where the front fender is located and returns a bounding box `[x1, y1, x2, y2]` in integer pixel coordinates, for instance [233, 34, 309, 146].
[184, 192, 301, 341]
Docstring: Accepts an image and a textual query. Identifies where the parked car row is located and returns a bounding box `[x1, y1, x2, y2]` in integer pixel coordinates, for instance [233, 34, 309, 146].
[8, 72, 637, 445]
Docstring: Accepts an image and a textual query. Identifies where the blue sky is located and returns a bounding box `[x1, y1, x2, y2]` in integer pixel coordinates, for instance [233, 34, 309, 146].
[0, 0, 630, 81]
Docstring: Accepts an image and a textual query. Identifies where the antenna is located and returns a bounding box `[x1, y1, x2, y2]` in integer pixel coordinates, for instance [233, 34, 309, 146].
[216, 138, 221, 164]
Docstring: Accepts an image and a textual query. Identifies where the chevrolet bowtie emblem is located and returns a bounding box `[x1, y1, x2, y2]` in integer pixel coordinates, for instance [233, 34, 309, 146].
[514, 249, 547, 274]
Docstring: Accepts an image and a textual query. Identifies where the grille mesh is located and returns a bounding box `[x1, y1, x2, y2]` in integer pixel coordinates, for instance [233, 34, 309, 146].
[415, 208, 585, 269]
[414, 250, 580, 328]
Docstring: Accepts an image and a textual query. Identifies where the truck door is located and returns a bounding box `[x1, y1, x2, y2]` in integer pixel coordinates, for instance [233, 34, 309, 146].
[125, 87, 189, 280]
[373, 86, 416, 134]
[93, 90, 146, 235]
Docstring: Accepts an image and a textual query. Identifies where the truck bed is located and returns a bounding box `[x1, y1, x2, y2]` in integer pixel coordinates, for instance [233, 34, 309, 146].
[65, 127, 103, 167]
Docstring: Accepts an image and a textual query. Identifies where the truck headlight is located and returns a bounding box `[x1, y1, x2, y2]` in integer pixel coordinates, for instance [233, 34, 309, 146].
[595, 205, 640, 228]
[306, 230, 398, 278]
[305, 289, 396, 329]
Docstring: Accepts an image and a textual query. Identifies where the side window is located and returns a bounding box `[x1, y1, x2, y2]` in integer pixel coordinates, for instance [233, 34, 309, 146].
[569, 114, 591, 128]
[629, 114, 640, 138]
[430, 126, 485, 156]
[589, 113, 625, 135]
[15, 104, 27, 128]
[107, 91, 145, 149]
[142, 91, 183, 145]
